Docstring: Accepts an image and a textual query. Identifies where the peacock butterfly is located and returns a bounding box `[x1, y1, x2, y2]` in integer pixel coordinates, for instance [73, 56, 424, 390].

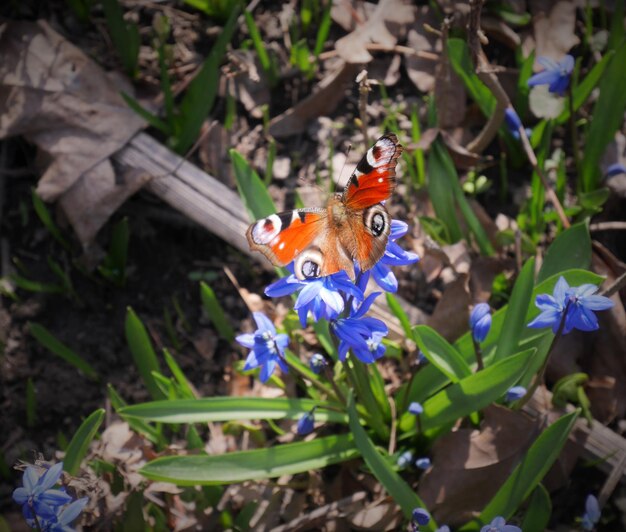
[246, 134, 403, 280]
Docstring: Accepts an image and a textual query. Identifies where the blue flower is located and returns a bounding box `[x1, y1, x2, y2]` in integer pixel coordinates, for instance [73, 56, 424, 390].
[581, 494, 600, 531]
[528, 277, 614, 334]
[13, 463, 72, 524]
[331, 292, 388, 363]
[296, 411, 315, 436]
[367, 220, 419, 293]
[528, 55, 574, 95]
[309, 353, 327, 374]
[236, 312, 289, 383]
[480, 516, 521, 532]
[408, 402, 423, 415]
[38, 497, 89, 532]
[266, 268, 364, 326]
[436, 527, 451, 532]
[470, 303, 492, 343]
[505, 386, 527, 402]
[605, 163, 626, 178]
[415, 457, 431, 470]
[504, 108, 531, 140]
[504, 108, 522, 134]
[397, 451, 413, 468]
[412, 507, 431, 526]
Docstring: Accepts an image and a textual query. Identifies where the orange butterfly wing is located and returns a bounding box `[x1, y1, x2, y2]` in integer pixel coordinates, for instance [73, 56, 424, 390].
[342, 134, 403, 210]
[246, 209, 326, 266]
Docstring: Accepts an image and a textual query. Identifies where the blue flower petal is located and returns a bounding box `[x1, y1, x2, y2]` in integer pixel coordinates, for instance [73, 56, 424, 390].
[252, 312, 275, 335]
[235, 333, 255, 348]
[57, 497, 89, 526]
[580, 294, 614, 311]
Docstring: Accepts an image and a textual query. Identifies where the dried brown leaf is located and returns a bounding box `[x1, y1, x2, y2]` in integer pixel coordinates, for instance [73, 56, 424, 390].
[427, 272, 470, 341]
[269, 62, 360, 137]
[334, 0, 415, 64]
[419, 405, 539, 526]
[530, 0, 580, 64]
[404, 6, 441, 92]
[0, 21, 145, 245]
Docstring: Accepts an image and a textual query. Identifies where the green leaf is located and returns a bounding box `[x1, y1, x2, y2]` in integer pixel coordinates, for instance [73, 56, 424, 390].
[231, 149, 277, 221]
[412, 325, 472, 381]
[102, 0, 139, 76]
[493, 258, 535, 362]
[537, 222, 591, 283]
[427, 140, 463, 242]
[29, 323, 99, 380]
[347, 393, 434, 527]
[107, 384, 163, 446]
[125, 307, 165, 400]
[140, 434, 358, 485]
[399, 270, 604, 424]
[98, 217, 130, 286]
[173, 5, 240, 153]
[473, 412, 577, 528]
[32, 190, 70, 250]
[580, 41, 626, 192]
[64, 409, 105, 475]
[447, 39, 495, 115]
[521, 484, 552, 531]
[120, 397, 347, 424]
[121, 92, 170, 133]
[385, 293, 412, 338]
[199, 282, 235, 341]
[420, 349, 535, 431]
[163, 349, 196, 399]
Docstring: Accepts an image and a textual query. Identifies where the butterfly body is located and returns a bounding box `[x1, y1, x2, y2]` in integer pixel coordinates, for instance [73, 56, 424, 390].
[247, 134, 402, 280]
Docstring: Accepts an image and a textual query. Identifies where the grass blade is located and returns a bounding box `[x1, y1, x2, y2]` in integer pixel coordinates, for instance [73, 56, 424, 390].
[174, 5, 239, 153]
[29, 323, 99, 380]
[537, 222, 591, 283]
[471, 412, 577, 529]
[347, 392, 434, 527]
[120, 397, 346, 424]
[140, 434, 358, 485]
[580, 41, 626, 192]
[413, 325, 472, 381]
[107, 384, 164, 446]
[419, 349, 535, 432]
[163, 349, 197, 399]
[64, 408, 105, 475]
[493, 258, 535, 362]
[231, 149, 277, 221]
[199, 281, 234, 341]
[125, 307, 165, 400]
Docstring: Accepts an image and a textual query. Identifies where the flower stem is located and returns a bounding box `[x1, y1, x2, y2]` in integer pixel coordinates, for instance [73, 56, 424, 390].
[568, 85, 580, 182]
[472, 337, 484, 371]
[323, 364, 347, 406]
[516, 302, 571, 409]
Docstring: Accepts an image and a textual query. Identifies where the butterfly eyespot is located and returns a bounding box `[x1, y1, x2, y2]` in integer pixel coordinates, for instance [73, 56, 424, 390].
[366, 207, 386, 238]
[295, 249, 324, 280]
[301, 260, 320, 279]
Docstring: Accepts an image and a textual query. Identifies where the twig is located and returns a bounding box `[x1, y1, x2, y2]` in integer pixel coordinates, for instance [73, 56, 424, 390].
[590, 221, 626, 232]
[601, 271, 626, 298]
[318, 43, 439, 62]
[465, 0, 507, 154]
[598, 451, 626, 507]
[356, 69, 370, 146]
[388, 396, 397, 456]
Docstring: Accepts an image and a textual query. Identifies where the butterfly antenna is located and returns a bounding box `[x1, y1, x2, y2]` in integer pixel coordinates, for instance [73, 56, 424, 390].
[335, 143, 352, 193]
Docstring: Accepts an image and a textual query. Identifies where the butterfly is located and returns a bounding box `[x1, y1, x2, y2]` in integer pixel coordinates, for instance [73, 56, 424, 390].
[246, 134, 403, 280]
